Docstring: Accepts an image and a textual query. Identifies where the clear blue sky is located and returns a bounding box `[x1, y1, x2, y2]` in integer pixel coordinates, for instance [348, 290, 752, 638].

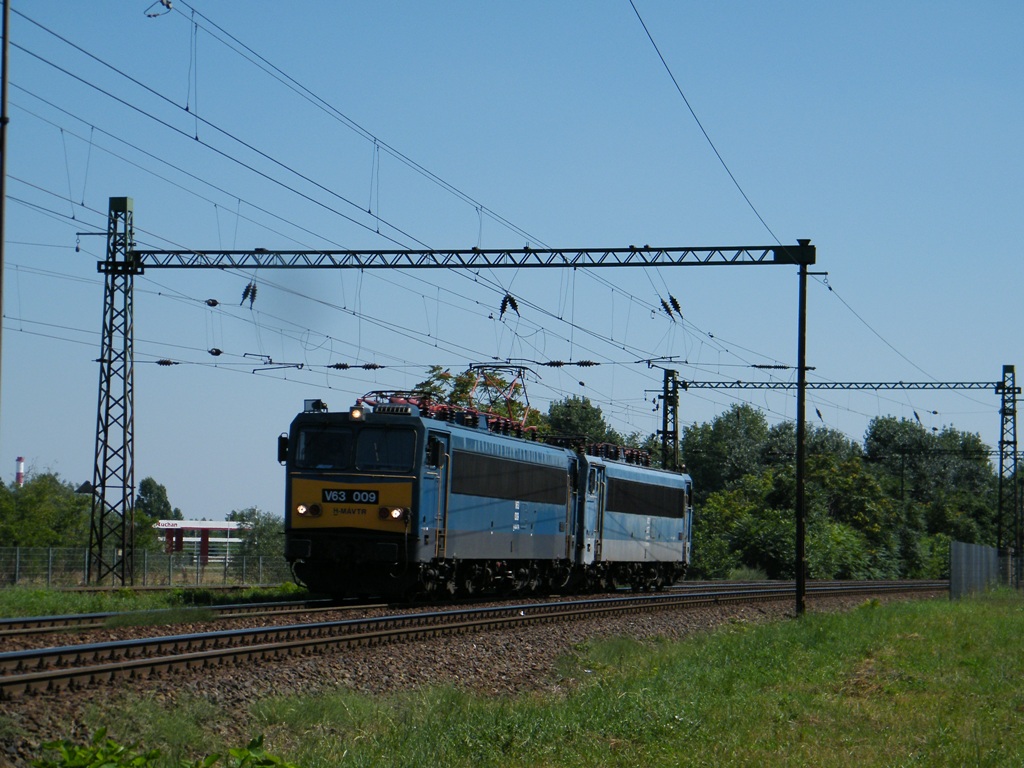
[2, 1, 1021, 520]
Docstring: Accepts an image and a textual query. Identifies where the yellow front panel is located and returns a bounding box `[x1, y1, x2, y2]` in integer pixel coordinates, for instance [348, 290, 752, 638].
[290, 476, 414, 530]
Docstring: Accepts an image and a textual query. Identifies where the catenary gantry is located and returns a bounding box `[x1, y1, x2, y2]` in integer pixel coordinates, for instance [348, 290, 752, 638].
[90, 198, 819, 616]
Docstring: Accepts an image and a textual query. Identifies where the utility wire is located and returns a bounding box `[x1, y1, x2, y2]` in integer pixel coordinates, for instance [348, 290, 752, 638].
[13, 15, 793, 381]
[12, 8, 953, 444]
[628, 0, 780, 244]
[813, 275, 935, 379]
[170, 1, 548, 251]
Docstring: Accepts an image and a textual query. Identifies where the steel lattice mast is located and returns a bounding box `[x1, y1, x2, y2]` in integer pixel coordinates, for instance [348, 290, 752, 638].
[90, 197, 817, 601]
[88, 197, 138, 585]
[996, 366, 1020, 579]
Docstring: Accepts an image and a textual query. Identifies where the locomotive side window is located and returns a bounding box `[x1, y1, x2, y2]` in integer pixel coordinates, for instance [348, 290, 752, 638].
[587, 467, 598, 495]
[451, 450, 567, 505]
[606, 477, 685, 518]
[355, 428, 416, 472]
[294, 427, 354, 469]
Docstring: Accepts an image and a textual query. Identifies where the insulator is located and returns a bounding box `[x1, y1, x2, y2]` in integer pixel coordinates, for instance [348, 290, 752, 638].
[205, 299, 219, 307]
[208, 348, 223, 356]
[544, 361, 565, 368]
[500, 293, 520, 319]
[156, 359, 177, 366]
[329, 363, 350, 370]
[670, 295, 682, 315]
[362, 363, 383, 370]
[576, 360, 597, 367]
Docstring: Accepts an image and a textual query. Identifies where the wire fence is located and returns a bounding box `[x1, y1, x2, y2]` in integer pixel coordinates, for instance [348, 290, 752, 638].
[0, 547, 293, 589]
[949, 541, 1019, 599]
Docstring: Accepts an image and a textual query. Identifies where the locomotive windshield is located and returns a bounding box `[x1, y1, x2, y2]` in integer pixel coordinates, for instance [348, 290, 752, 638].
[355, 427, 416, 472]
[295, 425, 415, 473]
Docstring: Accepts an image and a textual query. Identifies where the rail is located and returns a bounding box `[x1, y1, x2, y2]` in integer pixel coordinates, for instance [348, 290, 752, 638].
[0, 598, 340, 640]
[0, 580, 947, 699]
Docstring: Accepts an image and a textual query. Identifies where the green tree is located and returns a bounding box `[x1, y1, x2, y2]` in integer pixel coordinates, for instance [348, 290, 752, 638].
[547, 395, 621, 443]
[864, 416, 997, 547]
[690, 475, 767, 579]
[133, 477, 183, 552]
[135, 477, 182, 521]
[763, 421, 863, 467]
[927, 427, 997, 544]
[227, 507, 284, 557]
[864, 416, 935, 503]
[0, 472, 91, 547]
[745, 448, 900, 578]
[807, 520, 872, 579]
[622, 430, 664, 468]
[415, 365, 475, 407]
[415, 365, 544, 426]
[670, 404, 996, 580]
[682, 403, 769, 503]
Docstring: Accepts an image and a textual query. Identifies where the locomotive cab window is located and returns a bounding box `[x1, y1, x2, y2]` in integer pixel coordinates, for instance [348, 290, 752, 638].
[355, 427, 416, 472]
[294, 427, 354, 469]
[426, 436, 446, 468]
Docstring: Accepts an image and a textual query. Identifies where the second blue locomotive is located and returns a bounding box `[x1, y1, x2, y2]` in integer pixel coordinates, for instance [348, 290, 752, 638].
[280, 396, 693, 599]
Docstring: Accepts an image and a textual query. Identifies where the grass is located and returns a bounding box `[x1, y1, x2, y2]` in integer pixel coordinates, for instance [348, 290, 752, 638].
[0, 582, 307, 619]
[15, 590, 1023, 767]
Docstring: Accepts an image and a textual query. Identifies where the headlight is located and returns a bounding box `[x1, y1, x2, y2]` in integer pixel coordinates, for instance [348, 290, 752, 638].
[297, 503, 322, 517]
[379, 506, 407, 521]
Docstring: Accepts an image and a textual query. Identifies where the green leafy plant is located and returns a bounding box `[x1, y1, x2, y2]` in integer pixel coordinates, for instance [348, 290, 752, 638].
[183, 735, 301, 768]
[31, 731, 302, 768]
[33, 727, 161, 767]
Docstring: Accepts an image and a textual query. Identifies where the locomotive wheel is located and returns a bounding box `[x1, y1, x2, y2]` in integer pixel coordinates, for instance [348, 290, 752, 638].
[458, 562, 488, 596]
[550, 563, 574, 592]
[513, 565, 541, 594]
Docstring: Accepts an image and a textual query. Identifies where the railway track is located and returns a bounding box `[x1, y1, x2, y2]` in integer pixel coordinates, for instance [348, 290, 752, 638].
[0, 579, 924, 640]
[0, 580, 946, 700]
[0, 598, 348, 640]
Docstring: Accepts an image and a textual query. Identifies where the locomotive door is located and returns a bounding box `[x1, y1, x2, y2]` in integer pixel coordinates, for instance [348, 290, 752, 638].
[682, 478, 693, 564]
[581, 463, 606, 565]
[564, 459, 578, 559]
[423, 432, 450, 559]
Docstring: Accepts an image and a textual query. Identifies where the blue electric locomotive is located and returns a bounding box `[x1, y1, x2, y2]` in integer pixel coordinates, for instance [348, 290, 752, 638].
[279, 396, 692, 599]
